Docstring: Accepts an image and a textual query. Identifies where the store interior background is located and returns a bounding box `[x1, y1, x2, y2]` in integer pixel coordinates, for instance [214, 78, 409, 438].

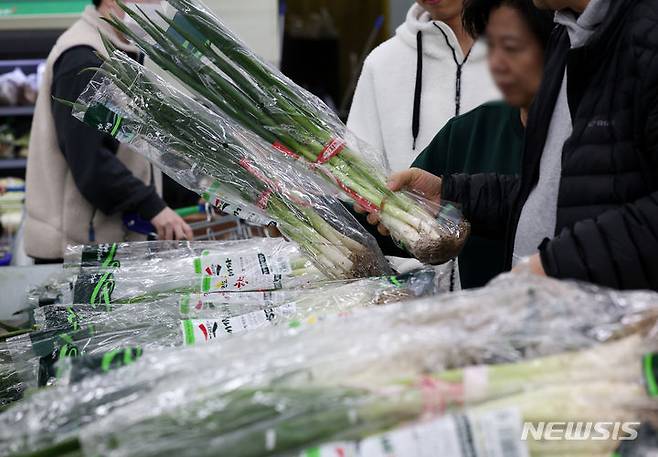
[0, 0, 411, 265]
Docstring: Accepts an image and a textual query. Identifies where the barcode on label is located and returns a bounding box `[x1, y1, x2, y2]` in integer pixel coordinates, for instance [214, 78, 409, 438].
[468, 408, 529, 457]
[500, 431, 522, 457]
[300, 408, 528, 457]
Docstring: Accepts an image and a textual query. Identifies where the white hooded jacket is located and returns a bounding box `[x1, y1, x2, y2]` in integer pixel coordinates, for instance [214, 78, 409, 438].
[347, 3, 500, 172]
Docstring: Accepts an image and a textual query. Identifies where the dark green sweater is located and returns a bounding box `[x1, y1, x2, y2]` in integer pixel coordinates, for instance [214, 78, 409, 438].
[412, 101, 524, 288]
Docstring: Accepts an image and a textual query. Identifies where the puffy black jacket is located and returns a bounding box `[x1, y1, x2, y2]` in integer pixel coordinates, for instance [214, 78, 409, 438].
[443, 0, 658, 290]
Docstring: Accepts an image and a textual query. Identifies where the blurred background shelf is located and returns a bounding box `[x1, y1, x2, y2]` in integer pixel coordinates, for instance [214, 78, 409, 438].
[0, 0, 85, 30]
[0, 158, 26, 170]
[0, 106, 34, 117]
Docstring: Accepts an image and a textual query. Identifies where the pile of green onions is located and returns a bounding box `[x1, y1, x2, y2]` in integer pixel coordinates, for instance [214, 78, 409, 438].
[105, 0, 470, 264]
[70, 45, 389, 279]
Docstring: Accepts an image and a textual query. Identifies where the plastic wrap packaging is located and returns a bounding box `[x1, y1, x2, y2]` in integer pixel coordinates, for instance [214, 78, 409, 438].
[23, 269, 78, 309]
[76, 1, 471, 265]
[4, 269, 439, 394]
[1, 274, 658, 456]
[64, 239, 305, 269]
[64, 239, 326, 305]
[0, 344, 22, 410]
[70, 48, 391, 280]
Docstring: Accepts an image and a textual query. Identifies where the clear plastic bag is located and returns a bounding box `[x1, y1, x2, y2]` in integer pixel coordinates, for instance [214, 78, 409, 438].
[71, 50, 390, 279]
[6, 269, 440, 392]
[63, 239, 306, 270]
[1, 275, 657, 456]
[97, 0, 471, 265]
[65, 239, 324, 305]
[0, 344, 22, 409]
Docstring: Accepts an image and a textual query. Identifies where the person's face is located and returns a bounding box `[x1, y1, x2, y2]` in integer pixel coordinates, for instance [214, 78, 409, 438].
[415, 0, 464, 22]
[486, 5, 544, 109]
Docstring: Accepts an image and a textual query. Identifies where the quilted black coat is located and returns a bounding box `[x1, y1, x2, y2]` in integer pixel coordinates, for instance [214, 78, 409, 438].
[443, 0, 658, 290]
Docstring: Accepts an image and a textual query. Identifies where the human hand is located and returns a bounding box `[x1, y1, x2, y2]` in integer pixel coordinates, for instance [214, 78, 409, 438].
[512, 254, 546, 276]
[150, 207, 193, 240]
[354, 168, 442, 236]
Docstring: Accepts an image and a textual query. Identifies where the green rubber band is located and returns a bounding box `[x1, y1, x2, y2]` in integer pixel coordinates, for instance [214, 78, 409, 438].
[101, 243, 118, 268]
[202, 276, 211, 293]
[182, 320, 195, 345]
[644, 353, 658, 397]
[180, 295, 191, 315]
[388, 276, 402, 288]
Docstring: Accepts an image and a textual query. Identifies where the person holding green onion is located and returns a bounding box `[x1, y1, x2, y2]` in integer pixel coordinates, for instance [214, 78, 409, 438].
[24, 0, 192, 264]
[362, 0, 658, 291]
[408, 0, 553, 288]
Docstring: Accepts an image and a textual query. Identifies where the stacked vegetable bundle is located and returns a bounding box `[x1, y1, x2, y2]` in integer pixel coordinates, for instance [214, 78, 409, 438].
[81, 0, 470, 265]
[1, 240, 442, 408]
[71, 43, 393, 279]
[1, 275, 656, 456]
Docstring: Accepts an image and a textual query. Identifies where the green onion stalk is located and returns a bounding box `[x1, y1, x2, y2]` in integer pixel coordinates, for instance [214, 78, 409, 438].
[106, 0, 470, 265]
[3, 270, 435, 407]
[67, 247, 317, 306]
[11, 343, 657, 457]
[71, 44, 390, 279]
[61, 239, 320, 306]
[2, 282, 657, 456]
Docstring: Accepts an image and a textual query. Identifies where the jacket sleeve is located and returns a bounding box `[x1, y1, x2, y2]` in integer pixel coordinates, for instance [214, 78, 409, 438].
[51, 46, 166, 220]
[540, 104, 658, 291]
[346, 58, 386, 158]
[442, 173, 520, 239]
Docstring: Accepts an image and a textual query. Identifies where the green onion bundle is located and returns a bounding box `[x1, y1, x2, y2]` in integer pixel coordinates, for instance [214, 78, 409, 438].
[71, 45, 390, 279]
[2, 276, 658, 456]
[65, 239, 321, 305]
[3, 269, 436, 401]
[105, 0, 470, 264]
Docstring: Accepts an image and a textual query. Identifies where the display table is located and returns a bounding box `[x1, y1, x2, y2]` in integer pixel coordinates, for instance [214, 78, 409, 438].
[0, 264, 60, 329]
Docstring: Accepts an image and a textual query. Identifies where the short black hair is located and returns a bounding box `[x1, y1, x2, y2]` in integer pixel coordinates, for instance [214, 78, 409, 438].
[92, 0, 102, 6]
[463, 0, 554, 49]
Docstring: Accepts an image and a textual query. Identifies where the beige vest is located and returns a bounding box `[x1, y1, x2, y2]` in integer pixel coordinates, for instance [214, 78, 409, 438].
[25, 6, 159, 259]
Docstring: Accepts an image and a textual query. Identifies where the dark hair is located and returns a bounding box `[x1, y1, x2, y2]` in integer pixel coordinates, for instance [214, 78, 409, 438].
[92, 0, 102, 6]
[463, 0, 554, 49]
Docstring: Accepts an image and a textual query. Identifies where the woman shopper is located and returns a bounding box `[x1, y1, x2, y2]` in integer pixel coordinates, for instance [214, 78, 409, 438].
[363, 0, 658, 292]
[347, 0, 500, 172]
[24, 0, 192, 263]
[410, 0, 553, 288]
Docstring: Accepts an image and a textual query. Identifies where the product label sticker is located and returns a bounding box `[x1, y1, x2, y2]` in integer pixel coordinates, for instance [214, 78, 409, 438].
[82, 104, 135, 143]
[272, 140, 300, 159]
[316, 138, 346, 164]
[202, 182, 276, 226]
[67, 347, 143, 383]
[302, 442, 358, 457]
[180, 303, 296, 345]
[238, 158, 277, 189]
[202, 273, 283, 292]
[198, 251, 293, 276]
[644, 353, 658, 397]
[302, 409, 527, 457]
[72, 271, 117, 307]
[80, 242, 119, 268]
[462, 365, 490, 402]
[165, 12, 212, 63]
[315, 166, 379, 212]
[359, 415, 462, 457]
[256, 190, 272, 209]
[183, 290, 289, 312]
[468, 408, 529, 457]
